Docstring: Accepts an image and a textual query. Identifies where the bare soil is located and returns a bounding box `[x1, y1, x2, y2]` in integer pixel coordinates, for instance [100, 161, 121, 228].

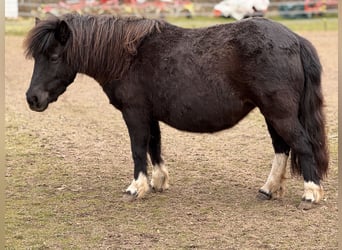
[5, 31, 338, 249]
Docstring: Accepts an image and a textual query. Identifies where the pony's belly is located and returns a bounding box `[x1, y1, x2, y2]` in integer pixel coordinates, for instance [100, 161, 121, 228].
[159, 102, 254, 133]
[163, 117, 234, 133]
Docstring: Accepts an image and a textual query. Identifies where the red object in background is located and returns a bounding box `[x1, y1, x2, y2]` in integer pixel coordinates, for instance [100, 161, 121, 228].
[304, 0, 338, 14]
[41, 0, 193, 17]
[213, 9, 221, 17]
[304, 0, 324, 13]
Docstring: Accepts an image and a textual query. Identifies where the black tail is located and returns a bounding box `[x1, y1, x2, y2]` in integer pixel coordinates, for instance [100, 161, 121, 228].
[291, 36, 329, 180]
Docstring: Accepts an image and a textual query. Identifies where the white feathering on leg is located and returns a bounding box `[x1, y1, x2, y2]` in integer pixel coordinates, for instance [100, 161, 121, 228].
[151, 164, 169, 191]
[126, 172, 150, 198]
[302, 181, 324, 203]
[260, 153, 288, 198]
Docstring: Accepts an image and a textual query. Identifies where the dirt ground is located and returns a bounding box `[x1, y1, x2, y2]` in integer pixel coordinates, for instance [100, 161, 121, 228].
[5, 31, 338, 249]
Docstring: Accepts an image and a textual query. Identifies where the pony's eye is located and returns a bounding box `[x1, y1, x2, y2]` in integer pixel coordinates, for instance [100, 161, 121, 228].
[50, 54, 59, 62]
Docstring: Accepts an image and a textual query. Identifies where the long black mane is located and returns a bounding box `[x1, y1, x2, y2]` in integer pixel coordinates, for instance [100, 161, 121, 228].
[24, 13, 165, 82]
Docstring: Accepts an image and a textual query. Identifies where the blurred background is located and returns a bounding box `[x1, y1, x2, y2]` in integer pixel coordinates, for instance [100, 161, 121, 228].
[4, 0, 339, 19]
[4, 0, 339, 34]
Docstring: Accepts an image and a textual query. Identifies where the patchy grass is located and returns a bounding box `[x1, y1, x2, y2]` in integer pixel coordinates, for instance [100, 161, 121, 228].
[274, 17, 338, 31]
[5, 103, 338, 249]
[5, 18, 35, 36]
[6, 114, 74, 248]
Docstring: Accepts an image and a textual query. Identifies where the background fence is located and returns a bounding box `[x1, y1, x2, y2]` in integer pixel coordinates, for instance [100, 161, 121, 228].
[5, 0, 339, 18]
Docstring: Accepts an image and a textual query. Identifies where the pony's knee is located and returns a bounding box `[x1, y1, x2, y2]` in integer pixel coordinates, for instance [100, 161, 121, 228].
[151, 164, 169, 192]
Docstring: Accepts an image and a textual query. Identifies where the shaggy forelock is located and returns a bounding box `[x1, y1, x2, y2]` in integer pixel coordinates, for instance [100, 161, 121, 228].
[24, 15, 60, 58]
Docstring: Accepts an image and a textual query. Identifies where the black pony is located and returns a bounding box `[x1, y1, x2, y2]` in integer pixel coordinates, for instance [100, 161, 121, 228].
[24, 13, 328, 209]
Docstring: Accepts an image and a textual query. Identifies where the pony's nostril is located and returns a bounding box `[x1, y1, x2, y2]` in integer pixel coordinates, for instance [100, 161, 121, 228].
[27, 95, 39, 107]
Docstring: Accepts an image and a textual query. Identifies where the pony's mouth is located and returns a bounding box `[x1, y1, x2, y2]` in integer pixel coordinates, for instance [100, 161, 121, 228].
[29, 94, 61, 112]
[27, 84, 67, 112]
[30, 94, 61, 112]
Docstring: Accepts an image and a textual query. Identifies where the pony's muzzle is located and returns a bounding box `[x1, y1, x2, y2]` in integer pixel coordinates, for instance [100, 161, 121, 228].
[26, 91, 49, 112]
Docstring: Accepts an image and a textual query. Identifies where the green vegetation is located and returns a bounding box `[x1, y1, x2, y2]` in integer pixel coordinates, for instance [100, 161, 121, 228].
[5, 16, 338, 36]
[5, 18, 35, 36]
[167, 16, 338, 31]
[272, 17, 338, 31]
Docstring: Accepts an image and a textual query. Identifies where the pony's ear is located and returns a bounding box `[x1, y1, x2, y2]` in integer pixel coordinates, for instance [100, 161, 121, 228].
[35, 17, 41, 26]
[55, 20, 71, 46]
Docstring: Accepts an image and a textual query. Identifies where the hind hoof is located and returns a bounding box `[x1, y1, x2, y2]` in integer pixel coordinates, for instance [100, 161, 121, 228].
[298, 199, 319, 210]
[257, 189, 272, 200]
[151, 164, 169, 192]
[302, 181, 324, 204]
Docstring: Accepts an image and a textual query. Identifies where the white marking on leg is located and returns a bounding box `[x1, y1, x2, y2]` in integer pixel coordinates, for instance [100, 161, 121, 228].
[126, 180, 138, 196]
[260, 153, 288, 198]
[151, 164, 169, 191]
[302, 181, 324, 203]
[125, 172, 150, 198]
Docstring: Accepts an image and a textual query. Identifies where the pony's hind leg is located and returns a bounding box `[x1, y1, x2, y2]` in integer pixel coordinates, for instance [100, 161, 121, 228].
[148, 120, 169, 192]
[258, 120, 290, 200]
[267, 117, 324, 208]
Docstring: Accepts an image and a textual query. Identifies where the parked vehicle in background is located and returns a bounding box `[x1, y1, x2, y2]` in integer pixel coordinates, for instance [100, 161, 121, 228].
[278, 0, 338, 19]
[213, 0, 269, 20]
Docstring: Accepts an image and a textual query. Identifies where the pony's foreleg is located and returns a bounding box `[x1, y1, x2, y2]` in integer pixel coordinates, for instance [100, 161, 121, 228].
[258, 120, 290, 200]
[123, 110, 150, 198]
[148, 120, 169, 192]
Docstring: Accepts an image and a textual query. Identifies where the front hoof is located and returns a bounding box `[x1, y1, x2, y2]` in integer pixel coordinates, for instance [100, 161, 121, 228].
[257, 189, 272, 200]
[122, 191, 138, 202]
[298, 199, 318, 210]
[125, 189, 138, 196]
[125, 173, 150, 199]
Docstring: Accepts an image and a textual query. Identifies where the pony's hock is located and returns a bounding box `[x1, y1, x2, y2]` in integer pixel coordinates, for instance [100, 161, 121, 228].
[24, 14, 329, 209]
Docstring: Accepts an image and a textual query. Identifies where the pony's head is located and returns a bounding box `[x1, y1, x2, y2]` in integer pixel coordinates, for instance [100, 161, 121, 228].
[24, 13, 164, 111]
[24, 16, 76, 112]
